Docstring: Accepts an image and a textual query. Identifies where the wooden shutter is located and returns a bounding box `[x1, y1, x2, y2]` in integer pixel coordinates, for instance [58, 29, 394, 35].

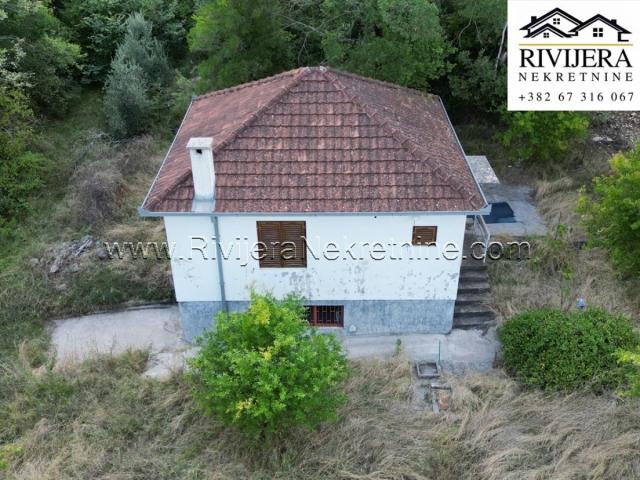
[412, 226, 437, 245]
[257, 222, 282, 267]
[280, 221, 306, 267]
[256, 221, 306, 268]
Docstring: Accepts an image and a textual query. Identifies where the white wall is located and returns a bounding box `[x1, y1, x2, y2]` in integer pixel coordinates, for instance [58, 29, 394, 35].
[164, 214, 467, 303]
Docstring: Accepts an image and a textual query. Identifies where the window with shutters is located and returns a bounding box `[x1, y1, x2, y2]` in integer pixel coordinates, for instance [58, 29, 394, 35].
[256, 221, 307, 268]
[412, 226, 437, 245]
[305, 305, 344, 327]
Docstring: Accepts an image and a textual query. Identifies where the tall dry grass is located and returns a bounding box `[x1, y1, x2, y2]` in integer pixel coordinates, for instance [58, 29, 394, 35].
[489, 176, 640, 324]
[2, 353, 639, 479]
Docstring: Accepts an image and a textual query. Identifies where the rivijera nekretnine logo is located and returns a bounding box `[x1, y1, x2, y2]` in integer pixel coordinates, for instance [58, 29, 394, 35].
[508, 1, 640, 111]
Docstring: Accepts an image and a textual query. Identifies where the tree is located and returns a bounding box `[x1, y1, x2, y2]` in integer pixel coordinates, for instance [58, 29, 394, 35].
[444, 0, 507, 112]
[187, 292, 349, 440]
[321, 0, 451, 89]
[0, 0, 81, 115]
[499, 111, 590, 164]
[189, 0, 294, 91]
[577, 146, 640, 277]
[104, 13, 171, 138]
[59, 0, 192, 82]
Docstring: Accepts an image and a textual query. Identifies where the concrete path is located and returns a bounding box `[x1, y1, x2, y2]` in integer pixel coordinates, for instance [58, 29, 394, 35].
[50, 305, 500, 378]
[50, 305, 189, 378]
[343, 328, 500, 372]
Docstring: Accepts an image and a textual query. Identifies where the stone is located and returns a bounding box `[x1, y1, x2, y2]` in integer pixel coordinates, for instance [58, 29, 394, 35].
[28, 258, 40, 267]
[73, 235, 94, 257]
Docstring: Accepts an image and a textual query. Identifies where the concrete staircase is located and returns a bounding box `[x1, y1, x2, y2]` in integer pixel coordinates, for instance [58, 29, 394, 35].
[454, 260, 496, 331]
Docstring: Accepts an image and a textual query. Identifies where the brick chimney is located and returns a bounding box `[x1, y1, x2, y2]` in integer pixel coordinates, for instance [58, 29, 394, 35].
[186, 137, 215, 211]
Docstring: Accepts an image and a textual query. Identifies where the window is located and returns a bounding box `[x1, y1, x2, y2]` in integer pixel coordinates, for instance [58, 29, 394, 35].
[593, 27, 604, 37]
[256, 221, 306, 268]
[552, 17, 560, 25]
[412, 226, 437, 245]
[306, 305, 344, 327]
[543, 32, 550, 38]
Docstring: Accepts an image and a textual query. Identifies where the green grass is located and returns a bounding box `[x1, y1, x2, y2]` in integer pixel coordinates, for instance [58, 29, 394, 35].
[0, 89, 172, 361]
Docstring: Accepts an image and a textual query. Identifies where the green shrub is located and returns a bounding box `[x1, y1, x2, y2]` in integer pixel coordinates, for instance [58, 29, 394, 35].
[187, 292, 349, 440]
[616, 347, 640, 398]
[498, 308, 638, 391]
[577, 145, 640, 278]
[499, 111, 589, 164]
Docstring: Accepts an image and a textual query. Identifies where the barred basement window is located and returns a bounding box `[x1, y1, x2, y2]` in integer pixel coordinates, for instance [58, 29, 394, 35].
[306, 305, 344, 327]
[412, 226, 438, 245]
[256, 221, 306, 268]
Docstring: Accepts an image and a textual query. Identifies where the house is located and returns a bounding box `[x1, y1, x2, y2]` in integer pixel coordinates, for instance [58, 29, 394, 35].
[520, 8, 582, 39]
[139, 67, 489, 341]
[520, 8, 630, 42]
[569, 14, 630, 43]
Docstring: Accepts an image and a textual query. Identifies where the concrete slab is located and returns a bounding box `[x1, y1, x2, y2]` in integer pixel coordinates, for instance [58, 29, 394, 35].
[51, 305, 187, 367]
[342, 328, 500, 372]
[480, 183, 547, 236]
[467, 155, 500, 184]
[50, 305, 500, 376]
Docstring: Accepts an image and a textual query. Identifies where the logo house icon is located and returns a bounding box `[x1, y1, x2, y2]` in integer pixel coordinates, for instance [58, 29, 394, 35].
[521, 7, 631, 43]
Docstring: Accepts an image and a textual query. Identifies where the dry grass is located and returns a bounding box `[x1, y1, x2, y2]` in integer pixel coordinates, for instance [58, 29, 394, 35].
[489, 175, 640, 324]
[2, 353, 639, 479]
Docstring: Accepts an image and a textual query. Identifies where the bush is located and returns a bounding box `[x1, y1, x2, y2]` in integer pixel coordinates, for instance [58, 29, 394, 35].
[498, 308, 638, 391]
[0, 85, 44, 231]
[187, 292, 349, 440]
[499, 111, 589, 164]
[616, 347, 640, 398]
[577, 145, 640, 278]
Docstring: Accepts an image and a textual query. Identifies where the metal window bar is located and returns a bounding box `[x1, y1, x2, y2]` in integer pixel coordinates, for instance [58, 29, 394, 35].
[305, 305, 344, 327]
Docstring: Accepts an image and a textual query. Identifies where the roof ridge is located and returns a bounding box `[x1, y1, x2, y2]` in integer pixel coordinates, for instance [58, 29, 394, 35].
[194, 67, 307, 101]
[323, 67, 435, 99]
[324, 69, 464, 198]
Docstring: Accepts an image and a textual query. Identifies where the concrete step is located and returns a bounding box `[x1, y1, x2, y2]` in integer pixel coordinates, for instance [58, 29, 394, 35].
[457, 281, 490, 294]
[460, 263, 487, 272]
[454, 304, 494, 318]
[453, 315, 497, 329]
[455, 292, 490, 305]
[459, 270, 488, 282]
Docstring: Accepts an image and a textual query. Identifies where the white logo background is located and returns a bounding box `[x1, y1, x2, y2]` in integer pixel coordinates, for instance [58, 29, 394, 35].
[508, 0, 640, 111]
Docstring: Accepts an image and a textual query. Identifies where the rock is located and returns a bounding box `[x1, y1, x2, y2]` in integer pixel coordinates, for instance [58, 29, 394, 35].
[49, 255, 65, 274]
[73, 235, 94, 257]
[54, 283, 68, 292]
[591, 135, 613, 143]
[96, 244, 110, 260]
[68, 263, 81, 273]
[28, 258, 40, 267]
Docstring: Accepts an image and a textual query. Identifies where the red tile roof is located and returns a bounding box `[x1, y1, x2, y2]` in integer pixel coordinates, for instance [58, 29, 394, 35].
[142, 67, 486, 213]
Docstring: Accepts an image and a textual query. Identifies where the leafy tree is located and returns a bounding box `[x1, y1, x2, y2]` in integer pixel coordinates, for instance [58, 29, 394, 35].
[104, 13, 171, 138]
[499, 111, 590, 164]
[188, 292, 349, 440]
[0, 0, 81, 114]
[321, 0, 451, 89]
[189, 0, 294, 91]
[60, 0, 192, 82]
[444, 0, 508, 112]
[577, 146, 640, 277]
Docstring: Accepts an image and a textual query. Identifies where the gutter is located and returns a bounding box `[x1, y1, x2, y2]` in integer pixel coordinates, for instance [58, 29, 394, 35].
[138, 207, 491, 218]
[436, 96, 491, 212]
[211, 215, 228, 313]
